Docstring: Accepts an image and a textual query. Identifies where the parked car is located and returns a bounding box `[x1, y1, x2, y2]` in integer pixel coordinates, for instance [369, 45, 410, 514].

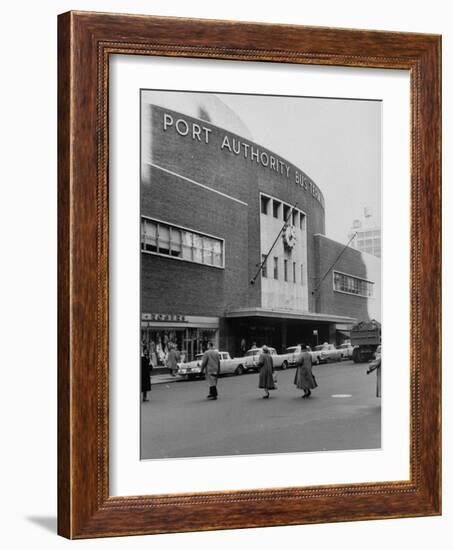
[270, 347, 291, 369]
[283, 345, 303, 367]
[312, 343, 342, 364]
[242, 346, 290, 371]
[282, 344, 325, 366]
[219, 352, 249, 375]
[177, 354, 205, 379]
[337, 342, 354, 359]
[177, 351, 249, 379]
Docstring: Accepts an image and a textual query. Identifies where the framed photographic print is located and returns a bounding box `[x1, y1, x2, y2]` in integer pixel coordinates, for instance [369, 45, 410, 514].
[58, 11, 441, 538]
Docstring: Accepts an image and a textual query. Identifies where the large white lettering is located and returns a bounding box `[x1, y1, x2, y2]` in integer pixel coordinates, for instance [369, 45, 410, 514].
[163, 112, 211, 144]
[160, 112, 323, 206]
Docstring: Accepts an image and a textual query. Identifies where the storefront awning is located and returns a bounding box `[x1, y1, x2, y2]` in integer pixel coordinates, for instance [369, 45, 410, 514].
[225, 307, 356, 325]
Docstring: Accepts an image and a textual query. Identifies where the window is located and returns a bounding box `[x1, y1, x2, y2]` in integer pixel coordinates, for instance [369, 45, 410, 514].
[158, 225, 170, 254]
[292, 210, 298, 227]
[333, 271, 374, 297]
[202, 237, 214, 265]
[170, 227, 182, 257]
[181, 231, 193, 260]
[273, 257, 279, 279]
[300, 213, 305, 231]
[261, 195, 270, 215]
[273, 200, 281, 219]
[293, 262, 296, 283]
[142, 219, 157, 252]
[192, 234, 203, 263]
[261, 254, 267, 278]
[284, 259, 288, 282]
[283, 204, 290, 221]
[213, 240, 222, 267]
[300, 264, 305, 285]
[141, 218, 224, 268]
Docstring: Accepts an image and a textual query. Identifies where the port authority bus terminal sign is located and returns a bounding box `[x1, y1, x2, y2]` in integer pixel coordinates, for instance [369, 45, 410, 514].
[162, 112, 325, 206]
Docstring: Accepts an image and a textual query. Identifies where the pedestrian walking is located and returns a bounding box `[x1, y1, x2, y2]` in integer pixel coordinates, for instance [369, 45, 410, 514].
[167, 343, 180, 377]
[149, 340, 158, 369]
[257, 345, 276, 399]
[201, 341, 221, 400]
[294, 344, 318, 398]
[240, 337, 247, 355]
[367, 345, 381, 397]
[141, 351, 151, 402]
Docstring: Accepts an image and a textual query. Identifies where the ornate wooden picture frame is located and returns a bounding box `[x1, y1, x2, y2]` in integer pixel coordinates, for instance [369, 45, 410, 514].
[58, 11, 441, 539]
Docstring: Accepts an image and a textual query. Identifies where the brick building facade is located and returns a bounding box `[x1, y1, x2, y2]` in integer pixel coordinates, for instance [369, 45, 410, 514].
[140, 99, 381, 364]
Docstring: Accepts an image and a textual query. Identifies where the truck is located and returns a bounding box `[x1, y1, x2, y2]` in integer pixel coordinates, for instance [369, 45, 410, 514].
[350, 319, 381, 363]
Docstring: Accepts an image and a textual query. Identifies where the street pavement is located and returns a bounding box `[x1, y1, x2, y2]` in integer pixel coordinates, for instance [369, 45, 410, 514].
[141, 360, 381, 460]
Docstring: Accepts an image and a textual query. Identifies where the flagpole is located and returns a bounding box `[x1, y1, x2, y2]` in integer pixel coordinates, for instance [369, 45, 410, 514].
[250, 202, 298, 285]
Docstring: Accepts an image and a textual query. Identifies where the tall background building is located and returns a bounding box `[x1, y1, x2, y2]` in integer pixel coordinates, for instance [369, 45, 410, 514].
[348, 207, 381, 258]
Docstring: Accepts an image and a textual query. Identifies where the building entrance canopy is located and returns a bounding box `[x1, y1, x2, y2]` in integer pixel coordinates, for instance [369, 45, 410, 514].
[225, 307, 356, 325]
[224, 308, 356, 356]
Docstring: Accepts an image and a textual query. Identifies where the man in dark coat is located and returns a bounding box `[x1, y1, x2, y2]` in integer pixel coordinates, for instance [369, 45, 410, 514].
[141, 352, 151, 402]
[294, 344, 318, 398]
[201, 342, 221, 400]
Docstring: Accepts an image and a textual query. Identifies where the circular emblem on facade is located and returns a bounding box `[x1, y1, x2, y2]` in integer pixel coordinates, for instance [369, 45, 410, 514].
[283, 224, 297, 250]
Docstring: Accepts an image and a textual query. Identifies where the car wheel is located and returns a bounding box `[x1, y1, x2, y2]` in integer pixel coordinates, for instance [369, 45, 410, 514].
[281, 361, 288, 370]
[235, 365, 244, 376]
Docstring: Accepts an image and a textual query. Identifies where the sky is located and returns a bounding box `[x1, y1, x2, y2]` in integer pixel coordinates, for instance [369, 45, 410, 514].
[219, 93, 382, 244]
[143, 90, 382, 244]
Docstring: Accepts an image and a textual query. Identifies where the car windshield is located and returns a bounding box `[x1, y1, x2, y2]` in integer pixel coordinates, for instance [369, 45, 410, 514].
[245, 349, 261, 356]
[286, 347, 298, 353]
[314, 345, 325, 351]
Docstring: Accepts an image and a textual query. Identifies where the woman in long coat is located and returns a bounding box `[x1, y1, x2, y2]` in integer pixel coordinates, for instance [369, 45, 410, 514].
[294, 345, 318, 398]
[257, 346, 275, 399]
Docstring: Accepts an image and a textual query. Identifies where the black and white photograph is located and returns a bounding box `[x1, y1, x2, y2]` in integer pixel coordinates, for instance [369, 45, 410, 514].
[139, 90, 382, 460]
[1, 0, 447, 546]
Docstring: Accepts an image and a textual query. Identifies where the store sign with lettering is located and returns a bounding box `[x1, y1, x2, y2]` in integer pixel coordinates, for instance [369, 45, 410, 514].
[142, 313, 187, 322]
